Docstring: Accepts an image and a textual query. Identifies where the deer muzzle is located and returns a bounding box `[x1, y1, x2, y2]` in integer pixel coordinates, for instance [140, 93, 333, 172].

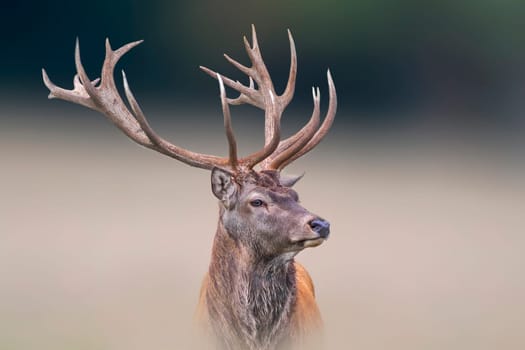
[308, 218, 330, 239]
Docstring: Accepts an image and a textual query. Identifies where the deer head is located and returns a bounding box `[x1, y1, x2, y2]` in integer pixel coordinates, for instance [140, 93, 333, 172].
[43, 25, 337, 348]
[42, 25, 336, 250]
[211, 168, 330, 258]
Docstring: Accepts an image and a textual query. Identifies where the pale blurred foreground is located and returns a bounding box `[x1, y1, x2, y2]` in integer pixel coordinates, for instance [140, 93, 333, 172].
[1, 107, 524, 349]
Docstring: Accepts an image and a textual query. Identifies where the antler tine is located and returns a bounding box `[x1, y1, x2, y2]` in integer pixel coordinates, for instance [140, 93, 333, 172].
[200, 66, 262, 108]
[277, 70, 337, 170]
[200, 26, 297, 112]
[200, 26, 269, 110]
[242, 24, 261, 67]
[250, 24, 260, 51]
[100, 39, 142, 91]
[43, 31, 335, 173]
[221, 56, 261, 107]
[281, 29, 297, 108]
[200, 26, 307, 170]
[241, 90, 281, 169]
[225, 77, 255, 106]
[264, 86, 321, 170]
[223, 53, 251, 77]
[42, 68, 97, 110]
[73, 38, 151, 146]
[121, 71, 227, 169]
[74, 38, 98, 97]
[43, 38, 230, 170]
[217, 74, 238, 168]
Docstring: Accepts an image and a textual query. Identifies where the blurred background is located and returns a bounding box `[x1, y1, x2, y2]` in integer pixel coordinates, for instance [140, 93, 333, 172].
[1, 1, 524, 349]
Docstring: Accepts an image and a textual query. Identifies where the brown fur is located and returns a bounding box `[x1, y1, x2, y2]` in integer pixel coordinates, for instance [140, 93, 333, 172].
[289, 263, 322, 337]
[196, 169, 327, 349]
[196, 261, 322, 348]
[43, 27, 335, 350]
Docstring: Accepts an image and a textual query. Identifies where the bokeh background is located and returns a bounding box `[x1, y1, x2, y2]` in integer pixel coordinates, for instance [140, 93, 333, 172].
[1, 1, 524, 349]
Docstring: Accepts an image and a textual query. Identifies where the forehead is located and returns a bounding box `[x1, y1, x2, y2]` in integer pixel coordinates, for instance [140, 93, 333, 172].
[235, 170, 299, 200]
[244, 185, 299, 201]
[268, 188, 299, 202]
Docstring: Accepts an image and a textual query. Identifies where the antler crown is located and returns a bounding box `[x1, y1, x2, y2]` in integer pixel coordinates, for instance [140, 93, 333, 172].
[42, 25, 337, 173]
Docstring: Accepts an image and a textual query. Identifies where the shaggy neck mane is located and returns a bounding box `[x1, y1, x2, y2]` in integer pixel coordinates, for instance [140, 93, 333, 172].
[206, 222, 297, 350]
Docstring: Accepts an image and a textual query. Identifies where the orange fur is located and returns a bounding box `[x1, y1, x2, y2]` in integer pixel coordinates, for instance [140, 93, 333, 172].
[290, 262, 323, 336]
[195, 261, 322, 344]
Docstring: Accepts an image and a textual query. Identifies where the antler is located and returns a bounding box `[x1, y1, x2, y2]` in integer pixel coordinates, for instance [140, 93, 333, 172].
[201, 25, 290, 169]
[268, 70, 337, 170]
[42, 27, 337, 173]
[42, 38, 233, 170]
[200, 25, 337, 171]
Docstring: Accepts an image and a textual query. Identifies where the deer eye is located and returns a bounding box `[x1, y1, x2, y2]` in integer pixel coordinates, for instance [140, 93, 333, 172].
[250, 199, 265, 207]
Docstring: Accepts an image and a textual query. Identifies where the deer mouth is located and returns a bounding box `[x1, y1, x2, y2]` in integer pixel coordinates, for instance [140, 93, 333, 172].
[298, 237, 326, 248]
[292, 223, 330, 249]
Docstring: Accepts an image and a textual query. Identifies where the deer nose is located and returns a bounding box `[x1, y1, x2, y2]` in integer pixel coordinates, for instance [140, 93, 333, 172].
[309, 218, 330, 239]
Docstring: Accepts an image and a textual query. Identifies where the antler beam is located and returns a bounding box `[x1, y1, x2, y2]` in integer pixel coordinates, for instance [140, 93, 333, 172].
[42, 26, 337, 173]
[42, 38, 230, 170]
[200, 25, 293, 169]
[200, 25, 337, 171]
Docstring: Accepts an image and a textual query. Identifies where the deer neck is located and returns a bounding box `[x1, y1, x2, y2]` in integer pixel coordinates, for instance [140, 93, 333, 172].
[206, 221, 297, 349]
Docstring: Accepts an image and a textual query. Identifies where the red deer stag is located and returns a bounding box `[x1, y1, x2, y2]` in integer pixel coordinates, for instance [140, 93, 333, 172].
[42, 25, 336, 350]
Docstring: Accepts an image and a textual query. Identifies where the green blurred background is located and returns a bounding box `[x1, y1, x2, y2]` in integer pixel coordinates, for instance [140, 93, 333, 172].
[1, 1, 524, 350]
[2, 0, 525, 128]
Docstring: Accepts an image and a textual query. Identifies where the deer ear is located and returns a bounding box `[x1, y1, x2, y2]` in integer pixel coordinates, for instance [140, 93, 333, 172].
[211, 167, 237, 207]
[279, 172, 305, 187]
